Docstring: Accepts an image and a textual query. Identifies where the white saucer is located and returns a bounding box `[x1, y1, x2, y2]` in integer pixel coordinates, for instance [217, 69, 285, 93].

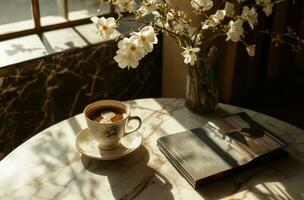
[75, 128, 142, 160]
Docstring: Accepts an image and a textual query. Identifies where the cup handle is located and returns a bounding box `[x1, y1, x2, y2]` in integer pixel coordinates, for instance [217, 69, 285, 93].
[125, 116, 142, 135]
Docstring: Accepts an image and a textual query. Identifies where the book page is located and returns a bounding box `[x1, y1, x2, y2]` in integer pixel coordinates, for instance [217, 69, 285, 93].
[202, 112, 285, 165]
[158, 130, 235, 183]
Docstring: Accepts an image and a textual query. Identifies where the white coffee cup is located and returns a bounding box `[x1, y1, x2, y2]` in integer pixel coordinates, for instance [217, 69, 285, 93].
[84, 100, 142, 150]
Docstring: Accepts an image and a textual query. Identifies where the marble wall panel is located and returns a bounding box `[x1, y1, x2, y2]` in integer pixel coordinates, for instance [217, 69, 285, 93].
[0, 41, 162, 158]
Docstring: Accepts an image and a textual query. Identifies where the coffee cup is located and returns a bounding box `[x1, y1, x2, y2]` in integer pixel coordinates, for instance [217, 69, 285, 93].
[84, 100, 142, 150]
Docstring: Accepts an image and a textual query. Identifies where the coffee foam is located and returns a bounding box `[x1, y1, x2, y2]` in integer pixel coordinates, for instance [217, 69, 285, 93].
[99, 111, 116, 124]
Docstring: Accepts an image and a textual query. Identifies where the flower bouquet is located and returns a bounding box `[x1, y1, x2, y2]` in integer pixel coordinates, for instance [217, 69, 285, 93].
[91, 0, 303, 113]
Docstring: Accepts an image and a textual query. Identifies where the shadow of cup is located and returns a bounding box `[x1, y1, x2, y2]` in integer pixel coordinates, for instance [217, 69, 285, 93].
[80, 145, 174, 199]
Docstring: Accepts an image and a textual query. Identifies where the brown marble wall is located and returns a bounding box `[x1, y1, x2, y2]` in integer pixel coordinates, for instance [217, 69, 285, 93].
[0, 40, 162, 158]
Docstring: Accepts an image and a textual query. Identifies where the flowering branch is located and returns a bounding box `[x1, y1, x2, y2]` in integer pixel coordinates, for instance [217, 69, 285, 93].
[90, 0, 303, 69]
[256, 27, 304, 52]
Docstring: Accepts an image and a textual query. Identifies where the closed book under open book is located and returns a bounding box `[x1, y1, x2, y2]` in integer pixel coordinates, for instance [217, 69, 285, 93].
[157, 112, 287, 188]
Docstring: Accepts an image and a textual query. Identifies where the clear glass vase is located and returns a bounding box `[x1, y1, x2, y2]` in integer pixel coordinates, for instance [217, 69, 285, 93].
[185, 47, 219, 114]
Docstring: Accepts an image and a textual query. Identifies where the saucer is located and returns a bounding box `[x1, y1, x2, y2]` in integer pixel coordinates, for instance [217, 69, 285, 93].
[75, 128, 142, 160]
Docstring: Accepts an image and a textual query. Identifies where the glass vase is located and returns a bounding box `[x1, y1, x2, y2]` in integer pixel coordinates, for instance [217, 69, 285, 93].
[185, 47, 219, 114]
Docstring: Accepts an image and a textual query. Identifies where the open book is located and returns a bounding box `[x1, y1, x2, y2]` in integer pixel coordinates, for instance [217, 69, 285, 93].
[157, 112, 287, 188]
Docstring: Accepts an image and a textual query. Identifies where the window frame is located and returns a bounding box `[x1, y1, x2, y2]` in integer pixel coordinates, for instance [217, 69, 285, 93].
[0, 0, 115, 41]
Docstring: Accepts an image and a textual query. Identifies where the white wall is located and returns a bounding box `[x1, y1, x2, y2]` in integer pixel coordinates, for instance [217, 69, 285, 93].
[161, 1, 202, 98]
[162, 35, 187, 98]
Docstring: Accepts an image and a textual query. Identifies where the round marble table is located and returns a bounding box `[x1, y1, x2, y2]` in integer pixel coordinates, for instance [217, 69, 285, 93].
[1, 98, 304, 200]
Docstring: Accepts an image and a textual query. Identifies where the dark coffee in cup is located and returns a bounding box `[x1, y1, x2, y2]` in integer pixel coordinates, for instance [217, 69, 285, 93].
[87, 106, 126, 124]
[84, 100, 142, 150]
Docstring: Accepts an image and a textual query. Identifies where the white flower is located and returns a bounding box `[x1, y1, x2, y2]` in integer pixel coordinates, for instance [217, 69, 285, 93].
[224, 2, 235, 17]
[226, 19, 244, 42]
[164, 22, 171, 30]
[210, 10, 226, 26]
[263, 0, 273, 16]
[152, 11, 160, 17]
[201, 10, 226, 29]
[134, 26, 158, 53]
[116, 0, 137, 13]
[91, 16, 117, 39]
[263, 5, 273, 16]
[138, 6, 148, 16]
[172, 22, 187, 33]
[246, 45, 256, 56]
[201, 20, 211, 30]
[166, 12, 175, 21]
[191, 0, 213, 12]
[256, 0, 273, 16]
[138, 0, 158, 16]
[182, 46, 200, 66]
[114, 36, 145, 69]
[241, 6, 258, 30]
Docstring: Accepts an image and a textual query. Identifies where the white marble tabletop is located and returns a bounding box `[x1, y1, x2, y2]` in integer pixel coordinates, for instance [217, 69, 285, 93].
[1, 98, 304, 200]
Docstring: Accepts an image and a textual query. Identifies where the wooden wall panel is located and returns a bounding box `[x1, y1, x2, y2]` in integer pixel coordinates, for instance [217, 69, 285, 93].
[219, 0, 304, 128]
